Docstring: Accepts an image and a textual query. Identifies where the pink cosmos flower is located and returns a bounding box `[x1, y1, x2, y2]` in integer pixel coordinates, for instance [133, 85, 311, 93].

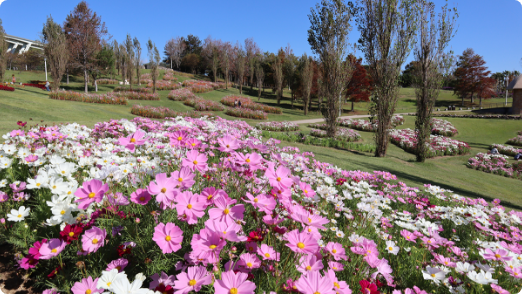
[199, 187, 227, 206]
[182, 150, 208, 172]
[296, 254, 324, 274]
[175, 191, 206, 225]
[328, 261, 344, 272]
[326, 269, 352, 294]
[285, 229, 319, 255]
[214, 271, 256, 294]
[238, 253, 261, 271]
[152, 223, 184, 254]
[170, 131, 188, 147]
[205, 219, 246, 242]
[257, 244, 280, 261]
[29, 239, 48, 259]
[149, 272, 176, 289]
[184, 138, 201, 149]
[71, 276, 102, 294]
[148, 173, 178, 209]
[74, 179, 109, 210]
[173, 266, 212, 294]
[217, 135, 240, 152]
[262, 215, 284, 226]
[325, 242, 347, 261]
[264, 163, 293, 190]
[39, 238, 66, 260]
[295, 271, 335, 294]
[491, 284, 510, 294]
[25, 155, 38, 163]
[130, 188, 152, 205]
[244, 193, 276, 214]
[20, 256, 39, 270]
[106, 258, 128, 272]
[191, 228, 226, 264]
[81, 226, 107, 254]
[299, 182, 316, 198]
[234, 152, 263, 171]
[208, 196, 245, 226]
[400, 230, 418, 243]
[370, 258, 395, 286]
[481, 248, 512, 262]
[171, 167, 196, 189]
[118, 130, 146, 152]
[296, 213, 329, 230]
[107, 192, 130, 206]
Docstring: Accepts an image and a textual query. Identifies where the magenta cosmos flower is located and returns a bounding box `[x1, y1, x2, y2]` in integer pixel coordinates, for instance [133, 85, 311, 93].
[169, 131, 188, 147]
[244, 193, 276, 214]
[74, 179, 109, 210]
[182, 150, 208, 173]
[191, 228, 226, 264]
[217, 135, 240, 152]
[295, 271, 335, 294]
[148, 173, 178, 209]
[117, 130, 146, 152]
[237, 253, 261, 271]
[106, 258, 128, 272]
[71, 276, 102, 294]
[171, 167, 196, 189]
[173, 266, 212, 294]
[39, 238, 66, 260]
[299, 182, 316, 198]
[208, 196, 244, 226]
[29, 239, 48, 259]
[285, 229, 319, 255]
[81, 226, 107, 254]
[234, 152, 263, 171]
[325, 242, 347, 261]
[152, 223, 184, 254]
[130, 188, 151, 205]
[214, 271, 256, 294]
[296, 254, 324, 274]
[175, 191, 207, 225]
[257, 244, 280, 261]
[264, 162, 293, 191]
[199, 187, 228, 206]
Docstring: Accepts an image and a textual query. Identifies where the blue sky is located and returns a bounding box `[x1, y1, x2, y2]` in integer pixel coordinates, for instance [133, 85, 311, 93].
[1, 0, 521, 73]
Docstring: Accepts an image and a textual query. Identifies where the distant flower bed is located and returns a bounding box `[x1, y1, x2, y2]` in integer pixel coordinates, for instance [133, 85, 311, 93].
[182, 80, 215, 93]
[162, 72, 178, 81]
[184, 98, 225, 111]
[140, 73, 151, 80]
[507, 135, 522, 147]
[225, 107, 267, 120]
[22, 83, 46, 90]
[0, 84, 15, 91]
[518, 130, 522, 135]
[490, 144, 522, 157]
[256, 121, 300, 131]
[430, 118, 458, 137]
[49, 90, 128, 105]
[467, 153, 522, 180]
[338, 115, 404, 132]
[309, 128, 361, 142]
[221, 95, 282, 114]
[96, 79, 118, 85]
[389, 128, 470, 157]
[426, 114, 522, 120]
[113, 91, 160, 101]
[167, 88, 197, 101]
[113, 87, 151, 93]
[131, 105, 214, 119]
[147, 81, 182, 91]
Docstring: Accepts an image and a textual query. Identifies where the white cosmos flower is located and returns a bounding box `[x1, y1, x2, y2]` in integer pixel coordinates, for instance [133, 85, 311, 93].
[111, 274, 149, 294]
[467, 270, 498, 285]
[7, 206, 30, 222]
[97, 269, 127, 291]
[385, 241, 399, 255]
[422, 266, 445, 285]
[455, 262, 475, 273]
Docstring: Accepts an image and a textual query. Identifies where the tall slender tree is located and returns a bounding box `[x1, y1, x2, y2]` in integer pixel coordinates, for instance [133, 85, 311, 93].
[119, 44, 127, 82]
[125, 35, 135, 90]
[42, 16, 68, 91]
[0, 19, 7, 82]
[357, 0, 420, 157]
[63, 1, 108, 93]
[300, 54, 314, 115]
[255, 58, 265, 100]
[203, 36, 221, 82]
[147, 39, 160, 94]
[273, 53, 283, 105]
[235, 46, 246, 94]
[413, 0, 457, 162]
[219, 42, 232, 89]
[308, 0, 356, 137]
[134, 37, 142, 85]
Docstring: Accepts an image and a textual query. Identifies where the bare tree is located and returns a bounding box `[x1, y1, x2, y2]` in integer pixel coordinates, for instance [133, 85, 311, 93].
[308, 0, 356, 137]
[245, 38, 260, 91]
[357, 0, 420, 157]
[42, 16, 68, 91]
[147, 39, 160, 94]
[165, 36, 185, 70]
[63, 1, 108, 93]
[119, 44, 127, 82]
[134, 37, 142, 85]
[203, 36, 221, 82]
[301, 53, 314, 115]
[112, 40, 119, 76]
[219, 42, 232, 89]
[0, 19, 6, 82]
[413, 1, 457, 162]
[273, 53, 283, 105]
[125, 35, 135, 90]
[235, 46, 246, 94]
[255, 58, 265, 100]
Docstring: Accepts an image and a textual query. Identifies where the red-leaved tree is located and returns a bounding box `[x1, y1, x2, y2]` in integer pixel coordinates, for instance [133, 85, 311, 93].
[345, 55, 373, 111]
[454, 48, 494, 106]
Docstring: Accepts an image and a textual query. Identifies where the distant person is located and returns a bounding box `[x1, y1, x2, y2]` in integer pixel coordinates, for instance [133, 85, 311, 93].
[491, 147, 499, 155]
[11, 74, 15, 84]
[515, 153, 522, 160]
[238, 100, 242, 108]
[234, 100, 238, 108]
[45, 81, 50, 92]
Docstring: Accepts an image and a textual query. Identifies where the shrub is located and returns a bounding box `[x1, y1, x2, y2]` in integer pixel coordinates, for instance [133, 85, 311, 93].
[256, 121, 300, 132]
[49, 90, 127, 105]
[309, 128, 361, 142]
[221, 95, 282, 114]
[225, 107, 268, 120]
[23, 83, 46, 90]
[338, 115, 404, 132]
[0, 84, 15, 91]
[131, 105, 214, 119]
[167, 88, 197, 101]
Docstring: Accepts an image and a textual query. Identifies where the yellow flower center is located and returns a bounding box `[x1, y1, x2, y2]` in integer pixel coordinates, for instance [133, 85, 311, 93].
[178, 178, 183, 182]
[177, 136, 183, 141]
[36, 183, 41, 187]
[17, 214, 22, 218]
[431, 274, 436, 278]
[191, 143, 196, 146]
[304, 189, 308, 193]
[207, 194, 213, 200]
[308, 217, 312, 223]
[254, 198, 258, 203]
[314, 292, 320, 294]
[495, 254, 501, 259]
[88, 192, 96, 199]
[69, 232, 75, 237]
[246, 159, 250, 163]
[332, 249, 337, 253]
[86, 290, 92, 294]
[189, 279, 197, 286]
[107, 282, 111, 287]
[297, 242, 305, 249]
[389, 247, 393, 251]
[209, 245, 217, 250]
[92, 239, 98, 244]
[161, 188, 167, 193]
[165, 236, 171, 242]
[193, 160, 198, 165]
[306, 265, 312, 271]
[140, 196, 145, 201]
[130, 138, 136, 143]
[51, 248, 57, 253]
[276, 177, 281, 182]
[247, 262, 253, 268]
[223, 208, 230, 215]
[334, 282, 340, 289]
[60, 210, 66, 215]
[52, 185, 57, 189]
[187, 204, 193, 209]
[264, 253, 270, 258]
[61, 171, 65, 174]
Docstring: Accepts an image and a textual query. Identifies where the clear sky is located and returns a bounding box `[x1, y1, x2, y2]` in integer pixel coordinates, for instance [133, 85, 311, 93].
[0, 0, 521, 73]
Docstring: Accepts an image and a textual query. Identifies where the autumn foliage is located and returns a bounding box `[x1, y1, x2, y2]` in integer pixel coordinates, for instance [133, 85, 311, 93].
[454, 48, 496, 106]
[345, 55, 373, 111]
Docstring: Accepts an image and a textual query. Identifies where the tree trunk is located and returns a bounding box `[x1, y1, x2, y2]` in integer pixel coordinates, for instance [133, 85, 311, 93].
[67, 71, 69, 84]
[95, 80, 98, 92]
[304, 98, 309, 115]
[351, 101, 354, 111]
[240, 83, 242, 95]
[479, 96, 482, 108]
[84, 69, 88, 93]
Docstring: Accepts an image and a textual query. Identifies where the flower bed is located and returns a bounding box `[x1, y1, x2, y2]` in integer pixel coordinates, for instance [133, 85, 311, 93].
[0, 84, 15, 91]
[256, 121, 300, 132]
[225, 107, 268, 120]
[147, 81, 182, 91]
[424, 114, 522, 120]
[467, 153, 522, 180]
[23, 83, 46, 90]
[310, 128, 361, 142]
[221, 95, 283, 114]
[96, 79, 118, 85]
[338, 115, 404, 132]
[49, 90, 128, 105]
[1, 116, 521, 294]
[183, 98, 225, 111]
[182, 80, 215, 93]
[507, 135, 522, 147]
[113, 87, 151, 93]
[113, 91, 160, 101]
[167, 88, 197, 101]
[162, 72, 178, 81]
[430, 118, 458, 137]
[389, 128, 470, 157]
[518, 130, 522, 135]
[131, 105, 214, 119]
[490, 144, 522, 157]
